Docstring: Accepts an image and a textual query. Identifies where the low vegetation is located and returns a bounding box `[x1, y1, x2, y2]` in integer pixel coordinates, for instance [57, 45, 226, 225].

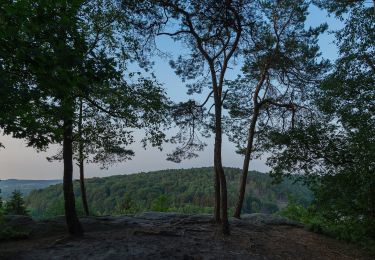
[280, 197, 375, 254]
[0, 190, 30, 240]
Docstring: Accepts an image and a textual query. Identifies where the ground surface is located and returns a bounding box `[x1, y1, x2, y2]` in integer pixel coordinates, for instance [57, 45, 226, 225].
[0, 213, 371, 259]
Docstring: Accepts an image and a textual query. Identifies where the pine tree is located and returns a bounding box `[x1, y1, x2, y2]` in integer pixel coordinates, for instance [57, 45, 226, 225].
[4, 191, 28, 216]
[226, 0, 329, 218]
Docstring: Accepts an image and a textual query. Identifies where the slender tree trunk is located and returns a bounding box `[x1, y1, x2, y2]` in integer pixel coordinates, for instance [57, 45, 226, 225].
[79, 161, 89, 216]
[214, 166, 221, 223]
[233, 64, 269, 218]
[63, 101, 83, 236]
[233, 105, 260, 218]
[214, 99, 230, 235]
[78, 98, 89, 216]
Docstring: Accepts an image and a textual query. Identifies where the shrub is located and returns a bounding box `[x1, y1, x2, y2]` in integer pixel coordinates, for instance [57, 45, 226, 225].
[280, 198, 375, 254]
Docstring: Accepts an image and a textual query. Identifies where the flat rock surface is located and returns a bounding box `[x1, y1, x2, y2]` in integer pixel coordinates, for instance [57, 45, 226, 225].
[0, 213, 371, 260]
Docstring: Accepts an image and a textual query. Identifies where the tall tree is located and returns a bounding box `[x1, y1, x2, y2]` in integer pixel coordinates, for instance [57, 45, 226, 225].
[48, 78, 167, 217]
[147, 0, 251, 234]
[0, 0, 168, 235]
[225, 0, 329, 218]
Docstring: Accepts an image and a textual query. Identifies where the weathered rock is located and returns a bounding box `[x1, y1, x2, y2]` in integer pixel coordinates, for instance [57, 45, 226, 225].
[135, 211, 190, 220]
[241, 213, 303, 227]
[4, 215, 34, 228]
[0, 213, 370, 260]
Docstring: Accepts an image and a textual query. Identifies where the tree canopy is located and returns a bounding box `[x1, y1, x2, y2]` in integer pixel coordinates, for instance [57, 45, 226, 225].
[0, 0, 169, 235]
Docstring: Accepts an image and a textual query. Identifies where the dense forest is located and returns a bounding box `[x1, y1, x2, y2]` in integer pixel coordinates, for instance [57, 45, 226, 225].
[25, 167, 312, 218]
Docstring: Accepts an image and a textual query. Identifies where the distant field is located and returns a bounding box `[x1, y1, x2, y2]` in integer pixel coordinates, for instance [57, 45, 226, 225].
[0, 179, 62, 199]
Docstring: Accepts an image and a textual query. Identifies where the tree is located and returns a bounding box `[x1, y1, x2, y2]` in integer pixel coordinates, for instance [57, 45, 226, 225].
[0, 0, 168, 235]
[4, 191, 28, 216]
[47, 101, 135, 216]
[48, 77, 167, 217]
[225, 0, 329, 218]
[264, 0, 374, 245]
[145, 0, 253, 235]
[151, 194, 169, 212]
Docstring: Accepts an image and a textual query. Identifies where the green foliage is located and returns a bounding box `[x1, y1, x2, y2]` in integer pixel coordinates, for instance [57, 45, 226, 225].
[4, 190, 28, 216]
[0, 0, 169, 152]
[0, 225, 30, 241]
[25, 168, 312, 219]
[0, 187, 30, 241]
[243, 193, 279, 214]
[0, 186, 3, 224]
[226, 0, 329, 156]
[151, 194, 169, 212]
[279, 196, 313, 226]
[263, 1, 374, 252]
[0, 0, 169, 234]
[114, 193, 139, 215]
[281, 197, 375, 254]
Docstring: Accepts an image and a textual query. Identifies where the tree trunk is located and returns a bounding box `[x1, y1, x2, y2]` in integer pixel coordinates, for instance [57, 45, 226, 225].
[214, 101, 230, 235]
[78, 98, 90, 216]
[79, 159, 89, 216]
[214, 166, 221, 223]
[63, 103, 83, 236]
[233, 65, 268, 219]
[233, 105, 260, 218]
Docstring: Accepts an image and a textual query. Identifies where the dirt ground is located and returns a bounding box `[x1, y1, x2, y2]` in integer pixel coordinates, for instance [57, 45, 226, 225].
[0, 213, 371, 259]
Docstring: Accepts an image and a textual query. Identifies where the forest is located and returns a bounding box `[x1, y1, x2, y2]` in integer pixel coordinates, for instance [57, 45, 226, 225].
[0, 0, 374, 257]
[24, 168, 312, 218]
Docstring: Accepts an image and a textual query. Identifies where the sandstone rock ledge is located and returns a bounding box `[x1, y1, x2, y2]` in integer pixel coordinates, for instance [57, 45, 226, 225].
[0, 213, 371, 260]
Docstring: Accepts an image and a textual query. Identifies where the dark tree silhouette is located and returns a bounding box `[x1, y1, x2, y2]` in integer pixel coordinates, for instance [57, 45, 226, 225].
[0, 0, 168, 235]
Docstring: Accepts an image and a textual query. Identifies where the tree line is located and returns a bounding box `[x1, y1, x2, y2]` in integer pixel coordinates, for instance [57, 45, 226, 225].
[0, 0, 373, 239]
[24, 168, 312, 219]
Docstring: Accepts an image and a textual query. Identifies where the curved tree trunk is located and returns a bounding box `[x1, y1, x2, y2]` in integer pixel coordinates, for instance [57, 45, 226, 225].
[233, 105, 260, 218]
[234, 65, 269, 219]
[63, 102, 83, 236]
[78, 98, 90, 216]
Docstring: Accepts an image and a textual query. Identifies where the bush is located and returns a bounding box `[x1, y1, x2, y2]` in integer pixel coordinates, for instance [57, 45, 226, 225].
[280, 198, 375, 254]
[0, 225, 30, 241]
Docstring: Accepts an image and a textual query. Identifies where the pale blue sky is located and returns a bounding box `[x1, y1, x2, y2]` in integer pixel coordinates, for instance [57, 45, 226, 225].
[0, 5, 342, 180]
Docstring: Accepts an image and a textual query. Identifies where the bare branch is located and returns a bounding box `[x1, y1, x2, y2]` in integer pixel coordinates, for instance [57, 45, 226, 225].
[196, 90, 214, 108]
[157, 30, 190, 37]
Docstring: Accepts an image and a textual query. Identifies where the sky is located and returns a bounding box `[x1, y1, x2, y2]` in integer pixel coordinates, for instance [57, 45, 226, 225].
[0, 5, 342, 180]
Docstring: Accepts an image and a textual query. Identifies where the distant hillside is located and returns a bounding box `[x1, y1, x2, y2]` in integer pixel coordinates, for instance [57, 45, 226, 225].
[26, 167, 313, 219]
[0, 179, 61, 199]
